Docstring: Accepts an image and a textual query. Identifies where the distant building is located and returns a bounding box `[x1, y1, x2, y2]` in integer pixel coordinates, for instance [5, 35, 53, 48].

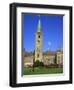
[56, 49, 63, 65]
[23, 51, 33, 67]
[43, 51, 55, 65]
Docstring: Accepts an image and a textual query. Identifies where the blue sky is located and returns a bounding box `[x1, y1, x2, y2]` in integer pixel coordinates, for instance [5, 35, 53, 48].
[22, 14, 63, 52]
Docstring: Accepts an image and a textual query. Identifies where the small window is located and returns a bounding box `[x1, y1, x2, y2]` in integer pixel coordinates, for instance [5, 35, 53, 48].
[38, 35, 40, 38]
[37, 54, 39, 58]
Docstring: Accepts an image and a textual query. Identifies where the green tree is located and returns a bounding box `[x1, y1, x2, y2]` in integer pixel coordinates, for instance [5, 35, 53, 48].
[54, 55, 57, 64]
[34, 60, 44, 67]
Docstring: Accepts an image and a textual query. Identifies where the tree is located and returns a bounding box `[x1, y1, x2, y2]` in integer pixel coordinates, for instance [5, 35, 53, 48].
[34, 60, 44, 67]
[32, 50, 35, 72]
[54, 55, 57, 64]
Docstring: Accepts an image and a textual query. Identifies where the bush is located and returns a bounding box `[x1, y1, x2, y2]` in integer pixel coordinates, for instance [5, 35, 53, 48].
[34, 60, 44, 67]
[39, 62, 44, 67]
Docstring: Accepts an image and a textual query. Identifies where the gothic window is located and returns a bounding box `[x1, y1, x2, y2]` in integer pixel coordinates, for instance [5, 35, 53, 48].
[37, 54, 39, 58]
[38, 35, 40, 38]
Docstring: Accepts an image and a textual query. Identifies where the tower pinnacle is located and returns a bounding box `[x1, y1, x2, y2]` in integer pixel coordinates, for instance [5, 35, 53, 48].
[37, 15, 41, 32]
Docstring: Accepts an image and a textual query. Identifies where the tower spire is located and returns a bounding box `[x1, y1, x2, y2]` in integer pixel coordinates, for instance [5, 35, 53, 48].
[35, 15, 42, 62]
[37, 15, 41, 32]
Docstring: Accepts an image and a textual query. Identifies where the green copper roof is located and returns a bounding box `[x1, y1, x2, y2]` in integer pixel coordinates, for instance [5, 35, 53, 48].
[37, 19, 41, 32]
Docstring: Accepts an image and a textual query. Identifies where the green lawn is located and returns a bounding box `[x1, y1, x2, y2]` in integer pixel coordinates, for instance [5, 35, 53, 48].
[23, 67, 63, 75]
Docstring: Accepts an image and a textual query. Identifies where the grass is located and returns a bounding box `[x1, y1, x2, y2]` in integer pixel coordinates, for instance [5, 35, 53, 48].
[23, 67, 63, 75]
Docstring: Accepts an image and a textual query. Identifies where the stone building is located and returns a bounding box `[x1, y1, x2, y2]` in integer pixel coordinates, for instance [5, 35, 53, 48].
[23, 51, 33, 67]
[23, 50, 63, 67]
[56, 49, 63, 65]
[43, 51, 55, 65]
[35, 19, 43, 62]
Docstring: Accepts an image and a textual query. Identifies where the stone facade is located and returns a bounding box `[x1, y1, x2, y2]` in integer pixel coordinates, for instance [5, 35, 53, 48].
[23, 50, 63, 67]
[23, 51, 33, 67]
[35, 19, 43, 62]
[43, 51, 55, 65]
[56, 50, 63, 65]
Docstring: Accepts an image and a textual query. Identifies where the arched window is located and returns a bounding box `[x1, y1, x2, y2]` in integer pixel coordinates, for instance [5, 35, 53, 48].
[38, 35, 40, 38]
[37, 54, 39, 58]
